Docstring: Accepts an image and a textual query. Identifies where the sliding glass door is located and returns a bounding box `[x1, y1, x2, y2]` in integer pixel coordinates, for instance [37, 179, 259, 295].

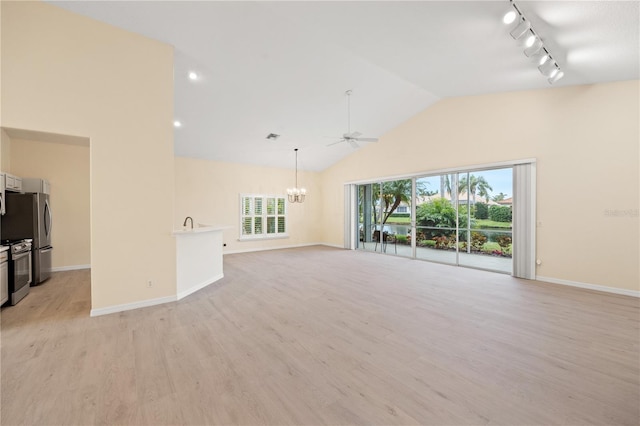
[357, 179, 412, 257]
[356, 166, 515, 274]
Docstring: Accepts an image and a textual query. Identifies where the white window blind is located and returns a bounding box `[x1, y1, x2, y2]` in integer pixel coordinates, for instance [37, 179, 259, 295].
[240, 195, 287, 240]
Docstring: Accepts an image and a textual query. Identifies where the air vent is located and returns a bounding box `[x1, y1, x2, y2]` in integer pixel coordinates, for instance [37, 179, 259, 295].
[266, 133, 280, 140]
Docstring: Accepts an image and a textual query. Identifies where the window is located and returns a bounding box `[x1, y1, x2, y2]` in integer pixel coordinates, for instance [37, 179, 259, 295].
[240, 194, 287, 240]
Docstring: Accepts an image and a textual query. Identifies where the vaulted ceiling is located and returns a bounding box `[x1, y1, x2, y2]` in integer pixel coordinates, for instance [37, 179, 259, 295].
[50, 1, 639, 171]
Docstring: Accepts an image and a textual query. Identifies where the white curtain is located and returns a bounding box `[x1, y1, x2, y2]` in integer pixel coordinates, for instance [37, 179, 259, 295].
[513, 163, 536, 279]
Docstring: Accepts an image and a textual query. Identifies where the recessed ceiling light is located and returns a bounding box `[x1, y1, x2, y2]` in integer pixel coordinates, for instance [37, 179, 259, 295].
[188, 71, 198, 80]
[173, 120, 182, 128]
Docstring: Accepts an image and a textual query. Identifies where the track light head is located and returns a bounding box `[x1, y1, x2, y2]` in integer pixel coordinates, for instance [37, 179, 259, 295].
[538, 59, 557, 77]
[524, 39, 544, 58]
[510, 18, 531, 39]
[548, 70, 565, 84]
[503, 10, 517, 24]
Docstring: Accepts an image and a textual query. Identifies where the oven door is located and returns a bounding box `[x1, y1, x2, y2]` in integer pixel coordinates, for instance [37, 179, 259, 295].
[11, 250, 32, 305]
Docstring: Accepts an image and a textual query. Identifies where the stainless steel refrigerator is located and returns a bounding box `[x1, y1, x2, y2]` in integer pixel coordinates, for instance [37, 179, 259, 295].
[1, 192, 53, 284]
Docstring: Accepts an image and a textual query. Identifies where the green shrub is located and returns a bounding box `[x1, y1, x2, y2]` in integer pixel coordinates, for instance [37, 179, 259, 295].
[396, 234, 409, 245]
[495, 235, 512, 249]
[489, 205, 512, 222]
[420, 240, 436, 248]
[475, 202, 488, 219]
[433, 235, 449, 249]
[471, 231, 488, 251]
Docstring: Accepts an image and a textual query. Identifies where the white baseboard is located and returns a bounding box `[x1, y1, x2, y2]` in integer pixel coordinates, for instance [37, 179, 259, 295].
[320, 243, 345, 249]
[90, 295, 177, 317]
[177, 273, 224, 301]
[52, 264, 91, 272]
[224, 242, 341, 255]
[536, 275, 640, 298]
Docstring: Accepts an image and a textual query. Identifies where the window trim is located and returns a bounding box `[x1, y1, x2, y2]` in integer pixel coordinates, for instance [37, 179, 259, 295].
[239, 194, 289, 241]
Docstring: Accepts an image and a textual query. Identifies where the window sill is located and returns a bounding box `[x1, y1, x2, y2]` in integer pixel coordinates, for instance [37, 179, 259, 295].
[238, 234, 289, 242]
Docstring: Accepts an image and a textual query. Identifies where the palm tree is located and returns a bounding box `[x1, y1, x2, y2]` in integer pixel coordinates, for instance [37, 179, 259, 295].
[475, 176, 493, 203]
[381, 180, 411, 224]
[460, 175, 493, 203]
[441, 174, 457, 204]
[492, 192, 507, 202]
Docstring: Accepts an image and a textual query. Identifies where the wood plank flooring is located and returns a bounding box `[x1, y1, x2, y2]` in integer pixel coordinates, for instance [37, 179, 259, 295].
[1, 246, 639, 425]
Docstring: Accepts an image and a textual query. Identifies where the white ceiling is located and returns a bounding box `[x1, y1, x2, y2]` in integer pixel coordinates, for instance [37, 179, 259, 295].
[49, 1, 639, 171]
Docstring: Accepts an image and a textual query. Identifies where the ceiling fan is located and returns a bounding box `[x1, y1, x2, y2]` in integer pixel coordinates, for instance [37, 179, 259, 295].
[327, 90, 379, 149]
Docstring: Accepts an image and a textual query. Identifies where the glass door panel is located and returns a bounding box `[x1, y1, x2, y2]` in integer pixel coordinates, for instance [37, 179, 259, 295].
[378, 179, 412, 257]
[415, 174, 458, 265]
[357, 183, 379, 253]
[457, 168, 513, 273]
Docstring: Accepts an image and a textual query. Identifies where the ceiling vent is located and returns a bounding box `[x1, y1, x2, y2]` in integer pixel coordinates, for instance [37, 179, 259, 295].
[266, 133, 280, 140]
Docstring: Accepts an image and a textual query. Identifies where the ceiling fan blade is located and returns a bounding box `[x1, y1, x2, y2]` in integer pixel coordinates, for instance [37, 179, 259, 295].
[326, 139, 345, 147]
[348, 140, 359, 149]
[355, 137, 379, 143]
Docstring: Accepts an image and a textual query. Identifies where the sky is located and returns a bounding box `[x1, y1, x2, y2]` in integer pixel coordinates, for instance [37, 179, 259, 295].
[417, 167, 512, 200]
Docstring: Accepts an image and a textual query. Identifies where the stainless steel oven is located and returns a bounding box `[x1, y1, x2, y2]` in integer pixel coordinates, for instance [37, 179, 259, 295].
[5, 239, 32, 305]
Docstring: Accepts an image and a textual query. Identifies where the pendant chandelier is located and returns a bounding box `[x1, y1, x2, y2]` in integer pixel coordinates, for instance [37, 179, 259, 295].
[287, 148, 306, 203]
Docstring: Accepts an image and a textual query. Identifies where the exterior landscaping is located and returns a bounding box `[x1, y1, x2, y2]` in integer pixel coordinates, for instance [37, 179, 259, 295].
[360, 171, 513, 260]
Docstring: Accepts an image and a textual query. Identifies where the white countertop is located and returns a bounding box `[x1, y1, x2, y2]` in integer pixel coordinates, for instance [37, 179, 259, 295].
[172, 225, 231, 236]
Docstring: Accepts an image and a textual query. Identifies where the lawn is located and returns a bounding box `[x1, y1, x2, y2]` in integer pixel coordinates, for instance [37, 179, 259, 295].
[474, 219, 512, 229]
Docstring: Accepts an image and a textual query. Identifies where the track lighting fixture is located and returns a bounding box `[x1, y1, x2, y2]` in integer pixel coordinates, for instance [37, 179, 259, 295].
[503, 0, 564, 84]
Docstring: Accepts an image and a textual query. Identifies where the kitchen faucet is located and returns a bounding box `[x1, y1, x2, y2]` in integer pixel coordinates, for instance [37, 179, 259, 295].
[183, 216, 194, 229]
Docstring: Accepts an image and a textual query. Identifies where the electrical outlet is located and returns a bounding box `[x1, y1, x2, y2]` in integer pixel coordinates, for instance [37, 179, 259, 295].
[147, 280, 153, 288]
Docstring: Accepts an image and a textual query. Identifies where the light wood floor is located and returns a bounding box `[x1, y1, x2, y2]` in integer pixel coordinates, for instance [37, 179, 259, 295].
[1, 246, 639, 425]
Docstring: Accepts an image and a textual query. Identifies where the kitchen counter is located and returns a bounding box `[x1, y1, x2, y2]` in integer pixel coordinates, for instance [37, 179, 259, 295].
[172, 224, 229, 235]
[173, 224, 229, 300]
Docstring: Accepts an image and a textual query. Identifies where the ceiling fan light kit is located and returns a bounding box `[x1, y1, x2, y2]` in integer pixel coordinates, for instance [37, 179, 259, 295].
[503, 0, 564, 84]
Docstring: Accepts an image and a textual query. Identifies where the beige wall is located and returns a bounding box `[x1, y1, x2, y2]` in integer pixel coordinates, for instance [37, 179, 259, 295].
[1, 128, 10, 171]
[175, 157, 323, 253]
[1, 1, 176, 310]
[9, 138, 90, 269]
[321, 81, 639, 292]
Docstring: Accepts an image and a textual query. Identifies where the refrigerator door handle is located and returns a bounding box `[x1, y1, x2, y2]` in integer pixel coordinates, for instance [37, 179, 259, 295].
[44, 199, 53, 238]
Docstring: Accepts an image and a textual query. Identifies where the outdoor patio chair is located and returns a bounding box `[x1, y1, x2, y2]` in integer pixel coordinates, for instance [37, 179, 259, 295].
[373, 230, 397, 254]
